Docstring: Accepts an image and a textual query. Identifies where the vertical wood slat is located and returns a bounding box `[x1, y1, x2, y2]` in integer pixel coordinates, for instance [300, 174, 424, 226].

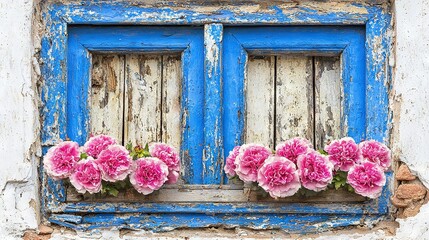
[314, 57, 342, 149]
[245, 56, 275, 149]
[90, 55, 125, 142]
[162, 56, 182, 151]
[124, 55, 163, 146]
[275, 56, 314, 145]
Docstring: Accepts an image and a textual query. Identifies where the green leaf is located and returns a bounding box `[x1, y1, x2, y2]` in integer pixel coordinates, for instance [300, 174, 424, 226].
[126, 142, 133, 151]
[108, 188, 119, 197]
[318, 149, 328, 155]
[144, 143, 149, 152]
[80, 152, 88, 159]
[334, 181, 342, 190]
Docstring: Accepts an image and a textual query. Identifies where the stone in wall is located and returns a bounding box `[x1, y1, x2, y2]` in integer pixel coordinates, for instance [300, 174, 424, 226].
[391, 162, 428, 218]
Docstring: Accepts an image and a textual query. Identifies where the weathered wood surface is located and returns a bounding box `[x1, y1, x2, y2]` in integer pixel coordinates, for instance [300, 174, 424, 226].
[244, 55, 342, 148]
[90, 55, 125, 142]
[90, 54, 182, 148]
[124, 55, 163, 146]
[314, 57, 342, 149]
[275, 56, 314, 145]
[67, 185, 365, 203]
[245, 56, 275, 149]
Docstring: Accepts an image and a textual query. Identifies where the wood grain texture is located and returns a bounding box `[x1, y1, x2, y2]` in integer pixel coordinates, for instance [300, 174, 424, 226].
[245, 56, 275, 148]
[124, 55, 163, 146]
[275, 56, 314, 145]
[66, 185, 365, 203]
[161, 55, 182, 149]
[315, 57, 343, 149]
[90, 54, 125, 142]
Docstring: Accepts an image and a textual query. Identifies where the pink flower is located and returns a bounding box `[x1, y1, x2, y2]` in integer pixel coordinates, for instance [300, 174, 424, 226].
[149, 143, 181, 183]
[359, 140, 391, 171]
[275, 137, 312, 164]
[130, 157, 169, 195]
[166, 170, 180, 184]
[96, 145, 132, 182]
[235, 144, 271, 182]
[69, 157, 102, 194]
[297, 151, 334, 192]
[83, 134, 117, 158]
[224, 146, 241, 177]
[324, 137, 362, 171]
[257, 156, 301, 198]
[347, 160, 386, 198]
[43, 141, 80, 180]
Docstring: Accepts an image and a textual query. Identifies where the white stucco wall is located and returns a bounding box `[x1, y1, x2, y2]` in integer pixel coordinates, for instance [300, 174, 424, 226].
[0, 0, 428, 239]
[0, 0, 39, 239]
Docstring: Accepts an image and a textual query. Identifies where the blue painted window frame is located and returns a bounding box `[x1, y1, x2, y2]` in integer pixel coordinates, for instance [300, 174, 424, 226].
[41, 2, 392, 232]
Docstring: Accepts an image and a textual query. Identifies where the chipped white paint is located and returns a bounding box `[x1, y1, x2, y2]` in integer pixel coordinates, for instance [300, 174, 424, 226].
[314, 57, 342, 149]
[124, 55, 163, 145]
[90, 54, 125, 142]
[161, 55, 182, 149]
[245, 56, 275, 148]
[276, 56, 314, 144]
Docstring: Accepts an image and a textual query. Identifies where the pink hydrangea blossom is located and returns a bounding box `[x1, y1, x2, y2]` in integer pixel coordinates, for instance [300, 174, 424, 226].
[149, 142, 180, 172]
[324, 137, 362, 171]
[129, 157, 169, 195]
[224, 146, 241, 177]
[235, 144, 271, 182]
[83, 134, 117, 158]
[275, 137, 312, 164]
[96, 145, 132, 182]
[347, 160, 386, 198]
[43, 141, 80, 180]
[297, 151, 334, 192]
[359, 140, 391, 171]
[257, 156, 301, 198]
[69, 157, 102, 194]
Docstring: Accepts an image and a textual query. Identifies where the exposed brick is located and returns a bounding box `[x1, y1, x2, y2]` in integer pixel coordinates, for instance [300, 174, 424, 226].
[396, 164, 416, 181]
[391, 195, 412, 208]
[38, 224, 54, 235]
[402, 202, 423, 218]
[23, 231, 51, 240]
[396, 184, 427, 200]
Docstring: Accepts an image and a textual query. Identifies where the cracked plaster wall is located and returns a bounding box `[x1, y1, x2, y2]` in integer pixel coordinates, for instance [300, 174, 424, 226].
[1, 0, 429, 239]
[0, 0, 40, 238]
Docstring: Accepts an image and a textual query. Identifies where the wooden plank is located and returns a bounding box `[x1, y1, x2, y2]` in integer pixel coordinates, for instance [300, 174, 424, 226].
[161, 55, 182, 149]
[275, 56, 314, 145]
[203, 23, 224, 184]
[315, 57, 343, 149]
[66, 185, 366, 203]
[124, 55, 162, 146]
[90, 54, 124, 142]
[245, 56, 275, 148]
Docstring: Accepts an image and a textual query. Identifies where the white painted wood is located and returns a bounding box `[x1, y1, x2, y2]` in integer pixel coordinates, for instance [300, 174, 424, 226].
[275, 56, 314, 145]
[67, 184, 365, 203]
[245, 56, 275, 148]
[315, 57, 343, 149]
[162, 55, 182, 150]
[90, 54, 125, 142]
[124, 55, 162, 146]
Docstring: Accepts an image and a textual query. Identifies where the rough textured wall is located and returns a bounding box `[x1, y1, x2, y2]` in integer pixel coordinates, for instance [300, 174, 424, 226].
[394, 0, 429, 189]
[1, 0, 429, 239]
[0, 0, 39, 238]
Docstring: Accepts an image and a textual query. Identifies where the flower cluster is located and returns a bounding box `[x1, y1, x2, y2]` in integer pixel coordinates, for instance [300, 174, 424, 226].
[225, 137, 390, 199]
[44, 134, 181, 196]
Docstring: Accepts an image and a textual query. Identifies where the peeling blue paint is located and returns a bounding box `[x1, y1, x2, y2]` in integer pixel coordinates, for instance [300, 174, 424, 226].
[40, 1, 392, 232]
